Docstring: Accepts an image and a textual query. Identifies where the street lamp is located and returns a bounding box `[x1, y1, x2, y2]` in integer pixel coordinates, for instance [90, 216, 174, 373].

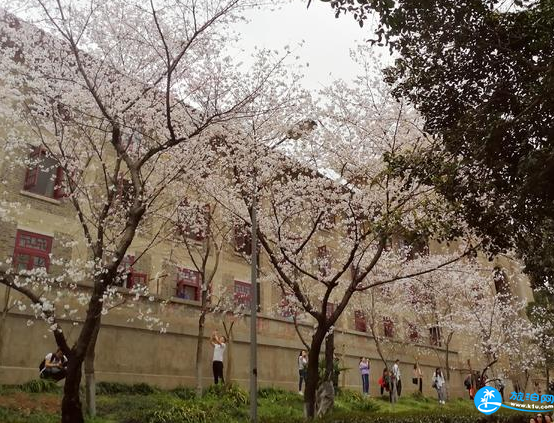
[249, 119, 317, 423]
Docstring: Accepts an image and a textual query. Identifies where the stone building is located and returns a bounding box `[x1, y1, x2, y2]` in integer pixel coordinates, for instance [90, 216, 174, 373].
[0, 9, 542, 399]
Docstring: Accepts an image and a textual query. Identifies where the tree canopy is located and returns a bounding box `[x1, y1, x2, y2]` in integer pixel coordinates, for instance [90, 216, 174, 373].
[323, 0, 554, 288]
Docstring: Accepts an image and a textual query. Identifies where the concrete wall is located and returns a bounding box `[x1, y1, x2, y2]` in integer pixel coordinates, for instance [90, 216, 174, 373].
[0, 297, 471, 399]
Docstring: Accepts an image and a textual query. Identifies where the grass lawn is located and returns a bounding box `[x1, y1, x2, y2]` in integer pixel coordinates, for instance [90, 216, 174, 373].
[0, 381, 536, 423]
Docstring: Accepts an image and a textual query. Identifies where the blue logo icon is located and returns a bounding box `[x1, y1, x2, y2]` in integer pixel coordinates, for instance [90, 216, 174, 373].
[474, 387, 502, 414]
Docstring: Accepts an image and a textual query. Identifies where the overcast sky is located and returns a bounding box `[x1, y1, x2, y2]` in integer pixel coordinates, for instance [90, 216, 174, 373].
[231, 1, 388, 92]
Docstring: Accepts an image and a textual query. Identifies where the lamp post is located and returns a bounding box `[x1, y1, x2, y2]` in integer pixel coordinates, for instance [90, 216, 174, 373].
[250, 172, 258, 423]
[249, 119, 316, 423]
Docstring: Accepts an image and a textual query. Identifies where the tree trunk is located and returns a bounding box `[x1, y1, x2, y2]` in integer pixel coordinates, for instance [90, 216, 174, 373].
[196, 310, 207, 396]
[0, 286, 12, 366]
[444, 334, 452, 400]
[61, 353, 85, 423]
[223, 320, 235, 386]
[304, 326, 326, 419]
[316, 332, 335, 418]
[85, 322, 100, 416]
[61, 279, 105, 423]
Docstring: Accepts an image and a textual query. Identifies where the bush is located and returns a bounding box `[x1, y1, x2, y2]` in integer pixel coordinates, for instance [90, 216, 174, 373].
[410, 390, 431, 402]
[313, 413, 528, 423]
[258, 386, 300, 403]
[169, 385, 196, 400]
[19, 379, 60, 393]
[96, 381, 159, 395]
[336, 389, 364, 403]
[258, 386, 289, 399]
[203, 383, 248, 406]
[224, 383, 249, 406]
[335, 389, 380, 413]
[146, 403, 212, 423]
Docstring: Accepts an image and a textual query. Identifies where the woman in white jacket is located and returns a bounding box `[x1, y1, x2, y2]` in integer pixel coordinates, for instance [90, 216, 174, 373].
[432, 368, 447, 404]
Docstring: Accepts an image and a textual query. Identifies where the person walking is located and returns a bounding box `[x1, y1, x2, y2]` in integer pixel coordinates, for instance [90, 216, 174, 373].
[211, 331, 227, 385]
[432, 367, 447, 404]
[359, 357, 370, 396]
[392, 359, 402, 397]
[413, 362, 423, 393]
[298, 350, 308, 395]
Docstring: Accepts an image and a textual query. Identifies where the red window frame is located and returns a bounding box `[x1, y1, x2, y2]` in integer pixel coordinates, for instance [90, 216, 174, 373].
[234, 224, 252, 255]
[279, 293, 295, 319]
[408, 323, 419, 342]
[24, 146, 44, 190]
[23, 145, 66, 199]
[354, 310, 367, 332]
[176, 267, 201, 301]
[118, 255, 147, 289]
[13, 230, 53, 272]
[383, 317, 394, 338]
[429, 326, 442, 347]
[233, 280, 260, 310]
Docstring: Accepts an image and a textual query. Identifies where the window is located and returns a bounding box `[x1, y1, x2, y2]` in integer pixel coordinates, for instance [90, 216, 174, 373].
[354, 310, 367, 332]
[234, 224, 252, 256]
[23, 146, 66, 199]
[408, 323, 419, 342]
[383, 317, 394, 338]
[279, 295, 294, 319]
[117, 255, 147, 289]
[233, 280, 261, 311]
[176, 267, 201, 301]
[13, 230, 53, 272]
[317, 245, 330, 277]
[429, 326, 442, 347]
[493, 267, 510, 295]
[177, 200, 210, 241]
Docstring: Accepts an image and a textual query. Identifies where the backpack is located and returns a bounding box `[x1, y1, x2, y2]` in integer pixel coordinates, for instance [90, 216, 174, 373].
[464, 376, 471, 389]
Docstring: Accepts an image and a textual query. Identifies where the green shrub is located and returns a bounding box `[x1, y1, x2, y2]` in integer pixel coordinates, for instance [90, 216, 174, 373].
[258, 386, 290, 399]
[19, 379, 60, 393]
[146, 403, 212, 423]
[203, 383, 248, 406]
[336, 389, 364, 403]
[169, 385, 197, 400]
[258, 386, 302, 404]
[96, 381, 159, 395]
[202, 383, 226, 397]
[224, 383, 249, 406]
[411, 390, 430, 402]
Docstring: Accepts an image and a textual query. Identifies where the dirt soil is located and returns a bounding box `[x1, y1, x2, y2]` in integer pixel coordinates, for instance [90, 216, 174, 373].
[0, 391, 60, 415]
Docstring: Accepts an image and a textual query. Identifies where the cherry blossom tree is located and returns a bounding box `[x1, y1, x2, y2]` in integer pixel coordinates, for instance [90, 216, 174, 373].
[0, 1, 292, 421]
[163, 181, 236, 395]
[203, 47, 480, 418]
